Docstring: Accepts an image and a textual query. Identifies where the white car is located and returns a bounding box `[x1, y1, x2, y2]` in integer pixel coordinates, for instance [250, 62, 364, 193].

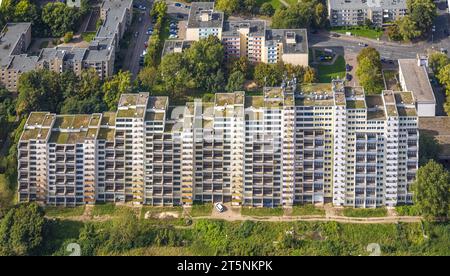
[215, 202, 225, 213]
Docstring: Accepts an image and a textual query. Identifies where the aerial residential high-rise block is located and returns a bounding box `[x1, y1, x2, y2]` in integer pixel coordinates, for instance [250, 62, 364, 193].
[18, 80, 419, 208]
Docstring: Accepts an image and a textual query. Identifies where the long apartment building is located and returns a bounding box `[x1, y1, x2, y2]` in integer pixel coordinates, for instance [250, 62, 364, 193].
[164, 2, 309, 66]
[327, 0, 407, 27]
[18, 79, 418, 208]
[0, 0, 133, 92]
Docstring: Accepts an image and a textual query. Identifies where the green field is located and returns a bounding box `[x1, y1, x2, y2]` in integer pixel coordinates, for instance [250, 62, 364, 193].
[45, 206, 85, 218]
[292, 205, 326, 216]
[39, 217, 450, 256]
[317, 55, 346, 83]
[241, 207, 284, 216]
[189, 203, 213, 217]
[343, 208, 388, 218]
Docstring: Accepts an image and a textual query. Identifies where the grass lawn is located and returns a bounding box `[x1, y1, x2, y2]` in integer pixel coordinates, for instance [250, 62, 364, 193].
[291, 205, 326, 216]
[45, 206, 86, 218]
[241, 207, 284, 217]
[343, 208, 388, 218]
[81, 32, 96, 42]
[91, 203, 131, 217]
[332, 27, 383, 40]
[395, 205, 421, 216]
[190, 203, 212, 217]
[317, 55, 346, 83]
[0, 174, 14, 209]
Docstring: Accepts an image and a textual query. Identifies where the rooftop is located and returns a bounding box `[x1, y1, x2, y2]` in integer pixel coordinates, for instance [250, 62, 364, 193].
[118, 93, 150, 107]
[266, 29, 308, 54]
[187, 2, 224, 29]
[398, 59, 435, 103]
[215, 92, 245, 106]
[328, 0, 407, 9]
[0, 23, 31, 67]
[222, 20, 266, 37]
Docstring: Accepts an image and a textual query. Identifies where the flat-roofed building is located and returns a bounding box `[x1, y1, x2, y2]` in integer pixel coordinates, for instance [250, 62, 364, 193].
[327, 0, 407, 27]
[166, 2, 309, 66]
[18, 80, 419, 208]
[1, 0, 132, 91]
[398, 58, 436, 117]
[185, 2, 224, 41]
[0, 23, 32, 91]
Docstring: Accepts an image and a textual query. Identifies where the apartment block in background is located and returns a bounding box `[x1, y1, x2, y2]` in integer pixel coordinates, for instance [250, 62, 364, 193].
[327, 0, 407, 27]
[165, 2, 309, 67]
[0, 23, 32, 91]
[0, 0, 133, 92]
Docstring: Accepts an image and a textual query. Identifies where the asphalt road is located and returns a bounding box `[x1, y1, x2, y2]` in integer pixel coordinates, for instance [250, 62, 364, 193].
[123, 0, 153, 79]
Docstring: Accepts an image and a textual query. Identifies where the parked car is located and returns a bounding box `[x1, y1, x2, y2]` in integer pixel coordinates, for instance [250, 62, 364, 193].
[174, 3, 182, 7]
[440, 48, 448, 54]
[345, 64, 352, 71]
[331, 33, 340, 38]
[169, 34, 178, 39]
[215, 202, 225, 213]
[358, 42, 368, 47]
[346, 73, 352, 81]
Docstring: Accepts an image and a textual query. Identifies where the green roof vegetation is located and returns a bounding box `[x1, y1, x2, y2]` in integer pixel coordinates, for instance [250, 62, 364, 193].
[21, 129, 40, 141]
[386, 105, 398, 117]
[89, 115, 101, 126]
[101, 112, 116, 126]
[397, 107, 417, 117]
[98, 128, 115, 141]
[395, 92, 415, 105]
[245, 96, 264, 108]
[27, 112, 47, 126]
[116, 108, 145, 118]
[300, 83, 332, 94]
[346, 100, 366, 109]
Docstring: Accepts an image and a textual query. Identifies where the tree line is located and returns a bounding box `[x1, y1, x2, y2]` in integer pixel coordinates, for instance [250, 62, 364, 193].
[0, 0, 89, 37]
[387, 0, 436, 42]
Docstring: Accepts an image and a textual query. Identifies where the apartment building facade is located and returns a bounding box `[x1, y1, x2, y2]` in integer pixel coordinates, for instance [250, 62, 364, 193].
[165, 2, 309, 66]
[327, 0, 408, 27]
[18, 79, 419, 208]
[0, 0, 132, 91]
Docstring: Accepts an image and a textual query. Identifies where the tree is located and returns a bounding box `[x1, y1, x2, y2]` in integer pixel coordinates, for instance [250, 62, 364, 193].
[397, 16, 421, 41]
[260, 2, 275, 17]
[271, 1, 323, 29]
[303, 67, 316, 83]
[226, 71, 246, 92]
[159, 53, 194, 98]
[102, 70, 132, 111]
[138, 66, 159, 90]
[407, 0, 436, 34]
[387, 23, 403, 41]
[13, 0, 39, 23]
[419, 134, 441, 166]
[63, 31, 74, 43]
[216, 0, 241, 15]
[254, 63, 283, 87]
[412, 160, 450, 220]
[150, 0, 168, 19]
[356, 47, 384, 94]
[0, 203, 45, 256]
[313, 2, 327, 28]
[429, 52, 449, 75]
[16, 69, 63, 116]
[42, 2, 80, 37]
